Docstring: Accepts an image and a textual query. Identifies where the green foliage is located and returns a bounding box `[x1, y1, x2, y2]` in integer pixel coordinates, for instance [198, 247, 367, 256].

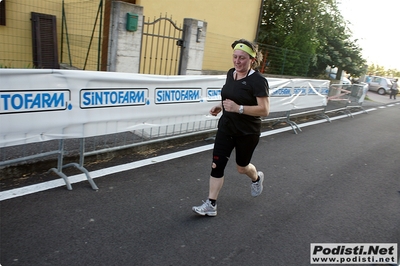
[257, 0, 366, 78]
[367, 64, 400, 78]
[258, 43, 313, 76]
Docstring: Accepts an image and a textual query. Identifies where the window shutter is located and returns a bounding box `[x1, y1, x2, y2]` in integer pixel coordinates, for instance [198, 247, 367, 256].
[31, 12, 59, 69]
[0, 0, 5, 26]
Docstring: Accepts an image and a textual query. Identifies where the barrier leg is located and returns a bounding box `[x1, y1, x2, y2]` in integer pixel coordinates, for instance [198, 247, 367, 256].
[78, 138, 99, 190]
[285, 111, 301, 134]
[318, 113, 331, 123]
[62, 163, 99, 191]
[48, 167, 73, 190]
[50, 139, 73, 190]
[345, 108, 354, 118]
[270, 111, 301, 134]
[46, 139, 99, 191]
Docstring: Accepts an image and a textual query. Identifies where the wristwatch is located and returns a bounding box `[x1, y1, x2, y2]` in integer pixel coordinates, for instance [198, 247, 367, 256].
[238, 105, 244, 114]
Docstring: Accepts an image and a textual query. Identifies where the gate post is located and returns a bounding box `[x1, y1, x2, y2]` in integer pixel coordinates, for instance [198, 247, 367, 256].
[179, 19, 207, 75]
[107, 2, 143, 73]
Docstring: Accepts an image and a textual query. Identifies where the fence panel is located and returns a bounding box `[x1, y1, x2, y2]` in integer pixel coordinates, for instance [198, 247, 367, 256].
[202, 35, 315, 77]
[60, 0, 104, 70]
[258, 43, 314, 76]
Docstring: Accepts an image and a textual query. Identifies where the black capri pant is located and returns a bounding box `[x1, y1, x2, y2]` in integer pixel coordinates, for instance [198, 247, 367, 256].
[211, 130, 260, 178]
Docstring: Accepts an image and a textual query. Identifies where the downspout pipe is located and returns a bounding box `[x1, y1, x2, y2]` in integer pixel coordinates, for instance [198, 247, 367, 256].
[255, 0, 265, 42]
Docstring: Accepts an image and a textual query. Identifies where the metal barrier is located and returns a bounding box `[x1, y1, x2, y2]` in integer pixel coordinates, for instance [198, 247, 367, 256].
[346, 84, 368, 114]
[266, 111, 303, 134]
[327, 83, 368, 118]
[262, 83, 368, 134]
[0, 83, 369, 190]
[0, 118, 219, 190]
[263, 106, 331, 134]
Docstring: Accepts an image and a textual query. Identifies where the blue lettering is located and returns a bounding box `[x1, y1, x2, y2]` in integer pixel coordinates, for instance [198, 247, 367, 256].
[110, 91, 117, 104]
[193, 90, 199, 99]
[272, 88, 292, 96]
[31, 94, 41, 108]
[82, 92, 91, 106]
[24, 94, 33, 109]
[51, 93, 64, 108]
[207, 89, 221, 101]
[165, 90, 171, 101]
[294, 88, 306, 95]
[95, 91, 102, 105]
[133, 91, 144, 102]
[42, 93, 51, 108]
[103, 91, 110, 104]
[155, 89, 200, 103]
[1, 94, 11, 110]
[122, 91, 129, 103]
[308, 88, 317, 95]
[208, 89, 221, 97]
[320, 88, 329, 95]
[11, 94, 23, 109]
[0, 91, 67, 113]
[129, 91, 135, 102]
[156, 90, 163, 102]
[80, 89, 146, 108]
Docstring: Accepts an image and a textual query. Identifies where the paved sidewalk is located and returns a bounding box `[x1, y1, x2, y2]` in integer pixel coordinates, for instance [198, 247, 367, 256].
[364, 90, 399, 105]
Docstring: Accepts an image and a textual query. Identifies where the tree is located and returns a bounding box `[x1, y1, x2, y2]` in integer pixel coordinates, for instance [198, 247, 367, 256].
[367, 64, 400, 78]
[257, 0, 366, 79]
[312, 1, 366, 79]
[257, 0, 319, 75]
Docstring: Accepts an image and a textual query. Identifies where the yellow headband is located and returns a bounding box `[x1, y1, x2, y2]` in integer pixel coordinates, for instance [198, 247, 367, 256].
[233, 43, 256, 58]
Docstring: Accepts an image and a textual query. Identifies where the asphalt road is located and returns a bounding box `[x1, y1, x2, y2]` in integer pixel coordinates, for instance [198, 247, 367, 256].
[1, 93, 399, 266]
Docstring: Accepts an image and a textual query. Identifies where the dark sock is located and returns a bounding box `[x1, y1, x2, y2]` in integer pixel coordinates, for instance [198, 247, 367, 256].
[252, 176, 260, 183]
[209, 199, 216, 206]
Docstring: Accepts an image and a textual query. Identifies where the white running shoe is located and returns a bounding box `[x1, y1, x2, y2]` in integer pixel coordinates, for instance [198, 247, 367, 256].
[251, 171, 264, 197]
[192, 199, 217, 216]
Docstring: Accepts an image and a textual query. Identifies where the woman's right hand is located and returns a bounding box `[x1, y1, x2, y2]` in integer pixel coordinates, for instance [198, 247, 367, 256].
[209, 105, 222, 116]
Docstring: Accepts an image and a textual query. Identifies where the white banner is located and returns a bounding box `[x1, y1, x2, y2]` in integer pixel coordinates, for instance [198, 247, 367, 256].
[0, 69, 330, 147]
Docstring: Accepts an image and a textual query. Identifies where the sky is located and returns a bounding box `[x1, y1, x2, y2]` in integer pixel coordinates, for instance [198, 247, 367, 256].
[338, 0, 400, 70]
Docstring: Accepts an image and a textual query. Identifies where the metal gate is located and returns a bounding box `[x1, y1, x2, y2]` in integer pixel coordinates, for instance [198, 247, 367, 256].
[140, 15, 184, 75]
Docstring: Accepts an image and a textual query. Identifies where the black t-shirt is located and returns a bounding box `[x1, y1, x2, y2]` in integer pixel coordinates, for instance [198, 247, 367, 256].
[218, 68, 269, 136]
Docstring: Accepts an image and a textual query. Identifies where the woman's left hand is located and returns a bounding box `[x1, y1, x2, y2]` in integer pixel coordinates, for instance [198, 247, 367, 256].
[222, 99, 239, 113]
